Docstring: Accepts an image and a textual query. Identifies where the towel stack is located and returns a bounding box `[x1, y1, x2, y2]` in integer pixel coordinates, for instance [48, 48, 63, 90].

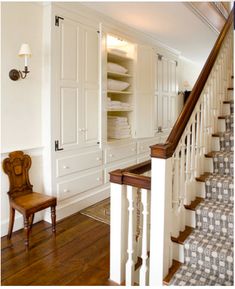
[107, 97, 131, 110]
[108, 116, 131, 139]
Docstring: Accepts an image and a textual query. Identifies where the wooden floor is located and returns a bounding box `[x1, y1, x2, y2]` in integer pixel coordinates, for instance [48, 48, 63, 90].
[1, 213, 117, 286]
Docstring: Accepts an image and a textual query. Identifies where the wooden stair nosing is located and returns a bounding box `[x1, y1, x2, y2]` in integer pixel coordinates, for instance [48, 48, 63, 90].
[223, 100, 233, 104]
[171, 226, 193, 245]
[196, 172, 212, 182]
[212, 133, 220, 137]
[218, 115, 229, 119]
[163, 259, 183, 285]
[227, 87, 233, 90]
[184, 197, 204, 211]
[205, 151, 215, 158]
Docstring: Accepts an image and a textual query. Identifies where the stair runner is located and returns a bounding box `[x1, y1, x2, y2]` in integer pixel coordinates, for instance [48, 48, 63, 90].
[170, 99, 234, 286]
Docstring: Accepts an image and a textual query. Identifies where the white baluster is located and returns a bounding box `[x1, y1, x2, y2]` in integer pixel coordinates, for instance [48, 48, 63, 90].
[172, 150, 180, 238]
[190, 121, 196, 200]
[139, 188, 150, 286]
[126, 185, 137, 286]
[185, 131, 191, 205]
[179, 140, 186, 232]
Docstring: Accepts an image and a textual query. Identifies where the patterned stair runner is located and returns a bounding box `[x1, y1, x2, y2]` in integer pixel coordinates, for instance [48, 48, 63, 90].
[170, 100, 234, 285]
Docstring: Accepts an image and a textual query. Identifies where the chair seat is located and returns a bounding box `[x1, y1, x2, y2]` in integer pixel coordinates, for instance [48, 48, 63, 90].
[11, 192, 57, 216]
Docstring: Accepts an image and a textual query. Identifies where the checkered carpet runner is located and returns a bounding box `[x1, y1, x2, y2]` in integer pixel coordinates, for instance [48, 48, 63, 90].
[170, 100, 234, 286]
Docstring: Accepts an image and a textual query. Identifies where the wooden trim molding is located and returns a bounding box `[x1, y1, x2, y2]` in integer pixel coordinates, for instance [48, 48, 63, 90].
[109, 160, 151, 190]
[151, 9, 233, 159]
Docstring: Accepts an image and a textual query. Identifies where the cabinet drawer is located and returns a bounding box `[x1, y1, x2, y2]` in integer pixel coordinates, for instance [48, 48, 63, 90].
[57, 170, 103, 200]
[57, 150, 102, 177]
[105, 143, 137, 164]
[137, 137, 161, 154]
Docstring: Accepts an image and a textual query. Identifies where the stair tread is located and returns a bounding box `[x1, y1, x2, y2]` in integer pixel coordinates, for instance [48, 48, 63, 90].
[205, 150, 233, 158]
[197, 198, 233, 213]
[163, 259, 182, 285]
[223, 100, 234, 104]
[171, 226, 193, 244]
[196, 172, 212, 182]
[169, 262, 233, 286]
[228, 87, 233, 90]
[184, 197, 204, 211]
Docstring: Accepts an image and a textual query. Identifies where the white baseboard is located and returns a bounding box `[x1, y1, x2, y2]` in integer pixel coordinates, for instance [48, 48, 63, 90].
[1, 211, 44, 237]
[44, 184, 110, 223]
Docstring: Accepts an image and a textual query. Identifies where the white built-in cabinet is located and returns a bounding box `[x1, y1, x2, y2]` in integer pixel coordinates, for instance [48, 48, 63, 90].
[43, 4, 179, 221]
[155, 53, 178, 132]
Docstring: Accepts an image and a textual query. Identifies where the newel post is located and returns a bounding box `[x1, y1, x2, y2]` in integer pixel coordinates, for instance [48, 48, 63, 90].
[109, 171, 128, 284]
[149, 144, 173, 286]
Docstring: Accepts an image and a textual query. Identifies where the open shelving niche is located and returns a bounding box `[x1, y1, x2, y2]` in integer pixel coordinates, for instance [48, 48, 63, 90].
[106, 34, 136, 143]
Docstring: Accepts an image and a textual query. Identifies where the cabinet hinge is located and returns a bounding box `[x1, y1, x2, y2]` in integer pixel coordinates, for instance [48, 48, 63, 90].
[55, 16, 64, 27]
[55, 140, 64, 151]
[157, 53, 163, 61]
[97, 30, 100, 34]
[175, 60, 178, 67]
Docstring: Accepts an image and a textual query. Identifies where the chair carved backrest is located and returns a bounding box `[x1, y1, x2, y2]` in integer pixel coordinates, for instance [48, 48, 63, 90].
[3, 151, 33, 198]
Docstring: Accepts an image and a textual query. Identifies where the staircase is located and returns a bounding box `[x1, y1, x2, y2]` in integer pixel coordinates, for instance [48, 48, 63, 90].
[169, 90, 234, 286]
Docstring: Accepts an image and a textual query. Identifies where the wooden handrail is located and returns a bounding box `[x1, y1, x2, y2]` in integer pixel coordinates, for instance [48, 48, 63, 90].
[109, 160, 151, 190]
[151, 8, 233, 159]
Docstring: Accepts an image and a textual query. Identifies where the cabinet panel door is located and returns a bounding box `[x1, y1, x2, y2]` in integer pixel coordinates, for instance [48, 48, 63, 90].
[162, 94, 169, 129]
[60, 88, 78, 146]
[83, 26, 99, 146]
[61, 20, 79, 81]
[135, 45, 154, 138]
[162, 57, 168, 93]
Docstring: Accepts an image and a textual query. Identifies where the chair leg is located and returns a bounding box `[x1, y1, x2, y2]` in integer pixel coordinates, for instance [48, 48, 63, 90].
[51, 206, 56, 233]
[7, 207, 15, 240]
[24, 216, 30, 248]
[29, 214, 35, 231]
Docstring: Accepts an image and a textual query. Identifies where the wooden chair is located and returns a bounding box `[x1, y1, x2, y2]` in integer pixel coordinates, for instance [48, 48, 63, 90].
[2, 151, 57, 248]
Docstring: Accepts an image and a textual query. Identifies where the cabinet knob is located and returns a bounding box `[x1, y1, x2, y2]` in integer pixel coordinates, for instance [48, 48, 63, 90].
[78, 128, 83, 132]
[63, 189, 70, 193]
[96, 157, 101, 161]
[109, 154, 113, 157]
[96, 177, 101, 181]
[63, 165, 69, 169]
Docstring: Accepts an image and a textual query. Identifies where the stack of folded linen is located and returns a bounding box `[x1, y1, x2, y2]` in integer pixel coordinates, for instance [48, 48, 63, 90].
[108, 116, 131, 139]
[107, 98, 131, 110]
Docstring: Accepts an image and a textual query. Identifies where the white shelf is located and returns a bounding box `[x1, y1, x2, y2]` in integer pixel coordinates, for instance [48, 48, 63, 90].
[108, 52, 133, 62]
[107, 108, 133, 112]
[107, 90, 132, 95]
[107, 71, 132, 78]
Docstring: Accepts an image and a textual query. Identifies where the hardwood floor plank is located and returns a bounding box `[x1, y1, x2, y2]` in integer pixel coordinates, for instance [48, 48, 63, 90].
[1, 214, 105, 282]
[2, 213, 111, 286]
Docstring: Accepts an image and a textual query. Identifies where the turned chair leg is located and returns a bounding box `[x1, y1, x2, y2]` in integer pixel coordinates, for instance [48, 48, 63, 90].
[7, 207, 15, 239]
[29, 214, 35, 231]
[24, 216, 30, 248]
[51, 206, 56, 233]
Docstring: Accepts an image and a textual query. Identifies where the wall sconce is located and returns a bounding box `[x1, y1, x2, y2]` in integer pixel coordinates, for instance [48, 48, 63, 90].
[9, 43, 32, 81]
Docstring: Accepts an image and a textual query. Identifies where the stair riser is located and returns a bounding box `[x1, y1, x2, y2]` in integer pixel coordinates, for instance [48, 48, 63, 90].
[172, 242, 184, 263]
[204, 158, 213, 173]
[218, 119, 227, 133]
[222, 103, 231, 115]
[195, 181, 206, 199]
[212, 135, 234, 152]
[185, 210, 196, 228]
[227, 90, 233, 100]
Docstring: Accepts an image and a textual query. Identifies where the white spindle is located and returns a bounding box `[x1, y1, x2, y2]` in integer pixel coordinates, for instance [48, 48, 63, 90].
[126, 185, 137, 286]
[185, 132, 191, 205]
[139, 188, 150, 286]
[190, 121, 196, 200]
[172, 150, 180, 238]
[179, 140, 186, 232]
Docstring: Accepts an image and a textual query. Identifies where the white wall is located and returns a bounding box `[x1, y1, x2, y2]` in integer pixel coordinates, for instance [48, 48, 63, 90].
[177, 57, 203, 112]
[1, 3, 44, 236]
[179, 57, 202, 91]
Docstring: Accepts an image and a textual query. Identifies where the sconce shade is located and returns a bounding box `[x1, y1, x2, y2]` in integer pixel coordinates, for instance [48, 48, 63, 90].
[18, 43, 32, 57]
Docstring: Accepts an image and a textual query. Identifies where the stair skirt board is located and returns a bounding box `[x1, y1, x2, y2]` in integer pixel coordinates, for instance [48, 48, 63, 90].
[169, 99, 234, 286]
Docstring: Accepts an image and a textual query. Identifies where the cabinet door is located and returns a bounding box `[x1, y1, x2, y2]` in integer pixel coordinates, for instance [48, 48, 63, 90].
[55, 17, 83, 151]
[54, 17, 100, 151]
[82, 25, 100, 146]
[135, 45, 155, 138]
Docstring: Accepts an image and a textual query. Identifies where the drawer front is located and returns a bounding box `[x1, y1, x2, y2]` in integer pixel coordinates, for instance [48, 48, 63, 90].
[137, 154, 150, 163]
[138, 137, 161, 154]
[104, 158, 137, 183]
[57, 150, 102, 177]
[105, 143, 137, 164]
[57, 170, 103, 200]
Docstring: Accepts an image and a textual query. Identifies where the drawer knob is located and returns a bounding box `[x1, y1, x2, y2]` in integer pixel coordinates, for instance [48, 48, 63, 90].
[63, 189, 70, 193]
[63, 165, 69, 169]
[96, 157, 101, 161]
[96, 177, 101, 181]
[109, 154, 113, 157]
